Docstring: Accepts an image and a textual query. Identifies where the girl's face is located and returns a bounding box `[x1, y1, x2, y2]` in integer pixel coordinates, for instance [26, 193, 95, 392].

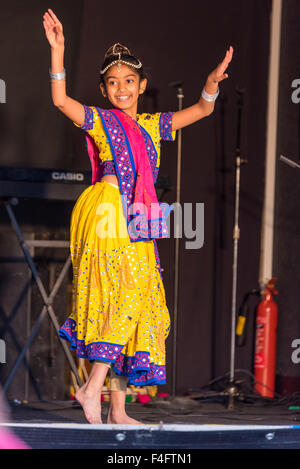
[100, 64, 147, 117]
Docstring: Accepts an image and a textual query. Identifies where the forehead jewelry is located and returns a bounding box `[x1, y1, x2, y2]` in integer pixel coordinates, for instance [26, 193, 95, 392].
[117, 53, 121, 72]
[100, 43, 142, 75]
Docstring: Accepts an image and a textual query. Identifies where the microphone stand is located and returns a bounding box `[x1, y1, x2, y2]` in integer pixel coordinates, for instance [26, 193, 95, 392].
[169, 80, 184, 397]
[226, 87, 247, 410]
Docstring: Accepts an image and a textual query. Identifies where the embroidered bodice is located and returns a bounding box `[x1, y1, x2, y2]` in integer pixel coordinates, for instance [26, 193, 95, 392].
[74, 105, 175, 178]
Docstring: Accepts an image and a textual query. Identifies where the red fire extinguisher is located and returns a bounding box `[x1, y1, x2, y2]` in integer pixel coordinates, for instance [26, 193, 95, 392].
[254, 278, 278, 398]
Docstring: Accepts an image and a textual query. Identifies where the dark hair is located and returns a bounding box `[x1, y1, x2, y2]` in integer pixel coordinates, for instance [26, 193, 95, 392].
[99, 43, 146, 85]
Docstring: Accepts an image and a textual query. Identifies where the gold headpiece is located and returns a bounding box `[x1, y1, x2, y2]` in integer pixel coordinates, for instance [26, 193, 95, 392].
[100, 43, 142, 75]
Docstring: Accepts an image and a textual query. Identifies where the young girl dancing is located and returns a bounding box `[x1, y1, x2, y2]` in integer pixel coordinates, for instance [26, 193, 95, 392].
[43, 8, 233, 425]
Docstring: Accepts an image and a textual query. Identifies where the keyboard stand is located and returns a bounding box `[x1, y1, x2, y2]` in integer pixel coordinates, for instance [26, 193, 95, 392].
[1, 197, 83, 396]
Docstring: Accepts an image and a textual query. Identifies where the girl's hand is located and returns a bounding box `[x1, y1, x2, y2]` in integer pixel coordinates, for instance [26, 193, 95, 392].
[208, 46, 234, 84]
[43, 9, 65, 49]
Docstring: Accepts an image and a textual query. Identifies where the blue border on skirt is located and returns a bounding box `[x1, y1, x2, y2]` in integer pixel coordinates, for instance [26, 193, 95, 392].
[59, 318, 166, 386]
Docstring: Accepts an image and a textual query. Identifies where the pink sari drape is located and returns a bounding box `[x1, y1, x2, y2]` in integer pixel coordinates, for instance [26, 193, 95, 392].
[111, 109, 164, 221]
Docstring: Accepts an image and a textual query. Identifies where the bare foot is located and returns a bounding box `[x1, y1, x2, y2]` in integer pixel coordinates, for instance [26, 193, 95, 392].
[107, 407, 143, 425]
[75, 385, 102, 424]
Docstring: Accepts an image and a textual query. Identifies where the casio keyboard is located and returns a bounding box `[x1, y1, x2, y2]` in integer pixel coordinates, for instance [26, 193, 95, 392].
[0, 166, 92, 201]
[0, 166, 172, 201]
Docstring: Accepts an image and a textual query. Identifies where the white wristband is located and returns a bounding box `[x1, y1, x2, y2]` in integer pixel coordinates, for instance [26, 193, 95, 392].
[49, 68, 66, 80]
[201, 86, 219, 102]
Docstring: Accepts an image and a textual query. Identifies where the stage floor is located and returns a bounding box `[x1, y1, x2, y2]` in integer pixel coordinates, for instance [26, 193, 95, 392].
[5, 398, 300, 426]
[2, 397, 300, 449]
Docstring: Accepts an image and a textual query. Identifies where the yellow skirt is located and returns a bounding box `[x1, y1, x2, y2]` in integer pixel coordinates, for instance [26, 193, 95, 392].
[59, 180, 171, 386]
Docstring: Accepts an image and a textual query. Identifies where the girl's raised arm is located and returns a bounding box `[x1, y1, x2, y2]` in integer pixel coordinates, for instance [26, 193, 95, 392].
[172, 46, 234, 131]
[43, 9, 85, 126]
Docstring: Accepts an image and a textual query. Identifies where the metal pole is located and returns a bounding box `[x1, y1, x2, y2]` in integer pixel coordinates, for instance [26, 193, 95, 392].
[229, 158, 241, 380]
[259, 0, 282, 286]
[172, 86, 184, 398]
[227, 88, 246, 410]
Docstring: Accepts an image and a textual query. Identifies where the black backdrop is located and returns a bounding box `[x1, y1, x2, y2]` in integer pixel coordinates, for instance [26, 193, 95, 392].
[0, 0, 276, 399]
